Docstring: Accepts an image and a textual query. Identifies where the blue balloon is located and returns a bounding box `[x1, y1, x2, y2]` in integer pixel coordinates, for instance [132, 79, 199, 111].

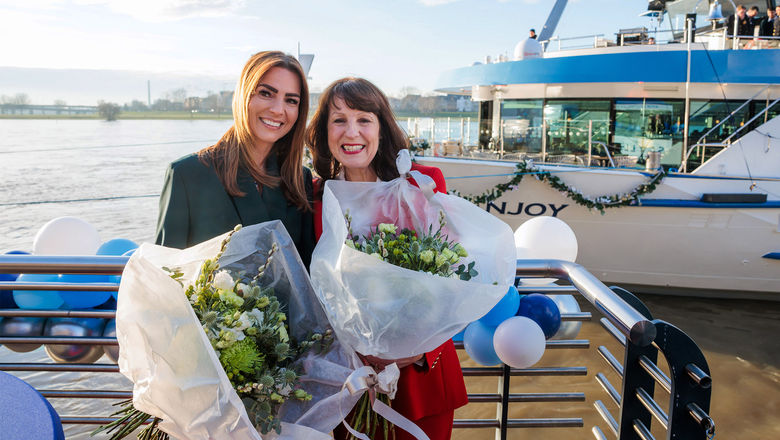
[463, 321, 502, 366]
[58, 274, 111, 309]
[479, 285, 521, 327]
[13, 274, 64, 310]
[97, 239, 138, 256]
[109, 275, 121, 300]
[516, 293, 561, 339]
[452, 328, 465, 342]
[1, 251, 30, 308]
[110, 248, 135, 299]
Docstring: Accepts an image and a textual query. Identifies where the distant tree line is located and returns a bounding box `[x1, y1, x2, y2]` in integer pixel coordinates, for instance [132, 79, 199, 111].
[2, 87, 477, 118]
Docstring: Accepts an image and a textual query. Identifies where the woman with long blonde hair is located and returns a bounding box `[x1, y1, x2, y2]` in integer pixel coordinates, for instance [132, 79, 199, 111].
[155, 51, 315, 265]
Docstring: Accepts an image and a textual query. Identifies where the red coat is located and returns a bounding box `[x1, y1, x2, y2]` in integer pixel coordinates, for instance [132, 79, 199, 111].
[314, 163, 468, 439]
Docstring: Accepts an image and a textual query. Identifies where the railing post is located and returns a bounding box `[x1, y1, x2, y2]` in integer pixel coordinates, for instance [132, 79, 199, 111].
[618, 340, 659, 440]
[496, 364, 511, 440]
[588, 120, 593, 166]
[652, 321, 714, 439]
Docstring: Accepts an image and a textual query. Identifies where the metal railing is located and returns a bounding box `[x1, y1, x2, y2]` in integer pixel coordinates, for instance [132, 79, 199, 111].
[682, 88, 779, 172]
[0, 256, 714, 439]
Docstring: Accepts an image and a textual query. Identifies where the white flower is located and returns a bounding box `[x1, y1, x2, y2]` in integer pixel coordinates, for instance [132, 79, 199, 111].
[219, 324, 246, 342]
[247, 308, 265, 326]
[234, 312, 253, 331]
[236, 283, 250, 295]
[213, 270, 234, 290]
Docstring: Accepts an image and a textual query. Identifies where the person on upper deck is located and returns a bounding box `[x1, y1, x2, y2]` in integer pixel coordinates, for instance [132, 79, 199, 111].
[529, 28, 537, 39]
[747, 5, 759, 25]
[727, 5, 753, 37]
[306, 77, 468, 440]
[774, 6, 780, 37]
[155, 51, 315, 266]
[759, 7, 776, 37]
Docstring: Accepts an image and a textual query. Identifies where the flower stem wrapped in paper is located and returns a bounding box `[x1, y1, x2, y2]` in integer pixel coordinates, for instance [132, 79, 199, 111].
[310, 151, 517, 438]
[104, 221, 362, 440]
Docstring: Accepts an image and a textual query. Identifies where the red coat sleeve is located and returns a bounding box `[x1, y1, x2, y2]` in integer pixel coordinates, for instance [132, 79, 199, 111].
[409, 162, 447, 193]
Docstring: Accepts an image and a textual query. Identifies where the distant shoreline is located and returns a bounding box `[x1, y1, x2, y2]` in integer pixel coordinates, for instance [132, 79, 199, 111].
[0, 110, 478, 121]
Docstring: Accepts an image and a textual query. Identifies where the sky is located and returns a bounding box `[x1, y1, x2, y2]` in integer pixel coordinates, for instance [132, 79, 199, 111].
[0, 0, 655, 104]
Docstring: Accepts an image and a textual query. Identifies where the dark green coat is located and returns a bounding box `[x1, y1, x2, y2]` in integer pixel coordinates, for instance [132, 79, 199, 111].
[154, 152, 315, 267]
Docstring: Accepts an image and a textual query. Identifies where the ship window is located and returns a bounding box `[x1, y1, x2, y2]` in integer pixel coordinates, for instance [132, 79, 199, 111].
[478, 101, 493, 149]
[499, 99, 543, 158]
[614, 99, 685, 167]
[543, 100, 610, 164]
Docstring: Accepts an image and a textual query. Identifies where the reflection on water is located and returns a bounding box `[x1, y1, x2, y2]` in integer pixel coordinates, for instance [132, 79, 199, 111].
[1, 120, 778, 438]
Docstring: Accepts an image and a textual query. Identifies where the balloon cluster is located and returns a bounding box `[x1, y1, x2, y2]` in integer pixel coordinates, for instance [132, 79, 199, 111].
[458, 216, 582, 368]
[0, 217, 135, 363]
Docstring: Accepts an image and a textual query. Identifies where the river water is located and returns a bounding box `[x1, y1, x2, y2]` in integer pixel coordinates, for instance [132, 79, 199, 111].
[1, 119, 778, 439]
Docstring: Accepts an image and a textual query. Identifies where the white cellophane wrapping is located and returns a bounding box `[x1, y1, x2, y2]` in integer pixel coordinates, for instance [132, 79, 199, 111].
[116, 220, 359, 439]
[310, 177, 517, 360]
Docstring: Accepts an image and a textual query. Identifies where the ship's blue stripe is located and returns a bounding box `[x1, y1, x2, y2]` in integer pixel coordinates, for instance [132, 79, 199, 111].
[763, 252, 780, 260]
[436, 50, 780, 89]
[637, 199, 780, 208]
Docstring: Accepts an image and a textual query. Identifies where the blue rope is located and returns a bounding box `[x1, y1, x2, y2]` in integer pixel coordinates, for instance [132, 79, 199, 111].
[443, 169, 595, 180]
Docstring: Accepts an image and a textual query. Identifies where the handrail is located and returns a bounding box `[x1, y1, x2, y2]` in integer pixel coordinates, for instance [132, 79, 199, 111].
[693, 85, 769, 146]
[0, 255, 128, 274]
[590, 141, 616, 168]
[0, 256, 657, 347]
[1, 255, 715, 439]
[681, 85, 771, 172]
[722, 97, 780, 144]
[516, 259, 655, 346]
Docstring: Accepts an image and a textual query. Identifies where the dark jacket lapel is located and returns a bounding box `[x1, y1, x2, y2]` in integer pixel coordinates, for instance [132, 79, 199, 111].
[229, 151, 287, 226]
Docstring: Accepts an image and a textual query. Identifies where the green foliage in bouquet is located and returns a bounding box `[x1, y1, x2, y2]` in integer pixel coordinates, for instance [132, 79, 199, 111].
[345, 210, 478, 281]
[93, 225, 333, 439]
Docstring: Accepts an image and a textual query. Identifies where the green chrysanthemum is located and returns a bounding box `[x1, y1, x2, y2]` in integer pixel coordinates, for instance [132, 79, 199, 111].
[219, 338, 263, 376]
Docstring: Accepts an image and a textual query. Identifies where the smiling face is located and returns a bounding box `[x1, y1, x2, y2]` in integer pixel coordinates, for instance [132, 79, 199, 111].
[327, 97, 380, 182]
[247, 66, 301, 152]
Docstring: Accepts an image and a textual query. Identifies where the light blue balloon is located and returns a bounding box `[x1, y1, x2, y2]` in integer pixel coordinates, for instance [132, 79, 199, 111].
[13, 274, 64, 310]
[1, 251, 30, 309]
[96, 239, 138, 256]
[463, 320, 502, 366]
[479, 285, 521, 327]
[58, 274, 111, 309]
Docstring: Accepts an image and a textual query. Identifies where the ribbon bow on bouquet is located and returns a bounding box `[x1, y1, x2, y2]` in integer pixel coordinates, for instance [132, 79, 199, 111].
[340, 364, 429, 440]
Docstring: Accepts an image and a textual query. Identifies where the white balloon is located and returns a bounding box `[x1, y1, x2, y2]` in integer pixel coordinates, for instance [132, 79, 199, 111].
[493, 316, 546, 368]
[548, 294, 582, 340]
[33, 217, 101, 256]
[514, 217, 578, 285]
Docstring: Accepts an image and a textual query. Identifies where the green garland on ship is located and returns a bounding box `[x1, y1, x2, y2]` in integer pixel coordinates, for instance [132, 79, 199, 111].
[449, 160, 666, 214]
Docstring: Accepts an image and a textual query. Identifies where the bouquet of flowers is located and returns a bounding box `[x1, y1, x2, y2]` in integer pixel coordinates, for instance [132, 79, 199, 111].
[94, 226, 332, 439]
[309, 151, 517, 438]
[104, 221, 357, 440]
